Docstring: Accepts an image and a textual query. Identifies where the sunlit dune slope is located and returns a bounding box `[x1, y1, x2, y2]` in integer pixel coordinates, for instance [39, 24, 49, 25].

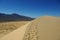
[23, 16, 60, 40]
[0, 16, 60, 40]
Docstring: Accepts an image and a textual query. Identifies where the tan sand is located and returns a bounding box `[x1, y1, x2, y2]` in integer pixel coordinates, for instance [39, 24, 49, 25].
[23, 16, 60, 40]
[0, 16, 60, 40]
[0, 22, 30, 40]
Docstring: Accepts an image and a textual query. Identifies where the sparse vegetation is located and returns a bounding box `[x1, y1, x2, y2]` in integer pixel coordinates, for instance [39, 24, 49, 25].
[0, 21, 29, 38]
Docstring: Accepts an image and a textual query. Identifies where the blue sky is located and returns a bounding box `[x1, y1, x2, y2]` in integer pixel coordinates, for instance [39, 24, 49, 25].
[0, 0, 60, 18]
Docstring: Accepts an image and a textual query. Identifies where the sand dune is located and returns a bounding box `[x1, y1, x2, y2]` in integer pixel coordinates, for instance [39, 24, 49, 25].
[23, 16, 60, 40]
[0, 16, 60, 40]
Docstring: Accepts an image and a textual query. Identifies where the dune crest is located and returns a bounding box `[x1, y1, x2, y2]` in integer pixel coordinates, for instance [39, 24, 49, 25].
[23, 16, 60, 40]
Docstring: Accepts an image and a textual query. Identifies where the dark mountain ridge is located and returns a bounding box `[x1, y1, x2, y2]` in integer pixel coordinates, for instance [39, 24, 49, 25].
[0, 13, 34, 22]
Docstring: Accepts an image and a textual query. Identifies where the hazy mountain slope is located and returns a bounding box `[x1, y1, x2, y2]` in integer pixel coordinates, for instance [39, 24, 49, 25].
[0, 13, 34, 22]
[0, 16, 60, 40]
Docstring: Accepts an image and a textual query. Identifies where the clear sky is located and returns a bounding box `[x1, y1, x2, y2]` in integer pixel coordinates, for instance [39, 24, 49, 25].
[0, 0, 60, 18]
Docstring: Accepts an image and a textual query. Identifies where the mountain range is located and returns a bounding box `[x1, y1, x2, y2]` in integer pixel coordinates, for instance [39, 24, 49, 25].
[0, 13, 34, 22]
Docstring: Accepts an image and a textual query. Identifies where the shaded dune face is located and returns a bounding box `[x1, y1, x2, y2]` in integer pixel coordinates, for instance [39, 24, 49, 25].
[23, 16, 60, 40]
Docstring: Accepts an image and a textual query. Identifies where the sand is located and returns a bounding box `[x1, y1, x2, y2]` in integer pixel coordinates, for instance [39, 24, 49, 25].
[23, 16, 60, 40]
[0, 16, 60, 40]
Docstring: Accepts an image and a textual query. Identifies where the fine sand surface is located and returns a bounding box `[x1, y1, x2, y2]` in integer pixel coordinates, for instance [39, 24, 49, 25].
[23, 16, 60, 40]
[0, 22, 31, 40]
